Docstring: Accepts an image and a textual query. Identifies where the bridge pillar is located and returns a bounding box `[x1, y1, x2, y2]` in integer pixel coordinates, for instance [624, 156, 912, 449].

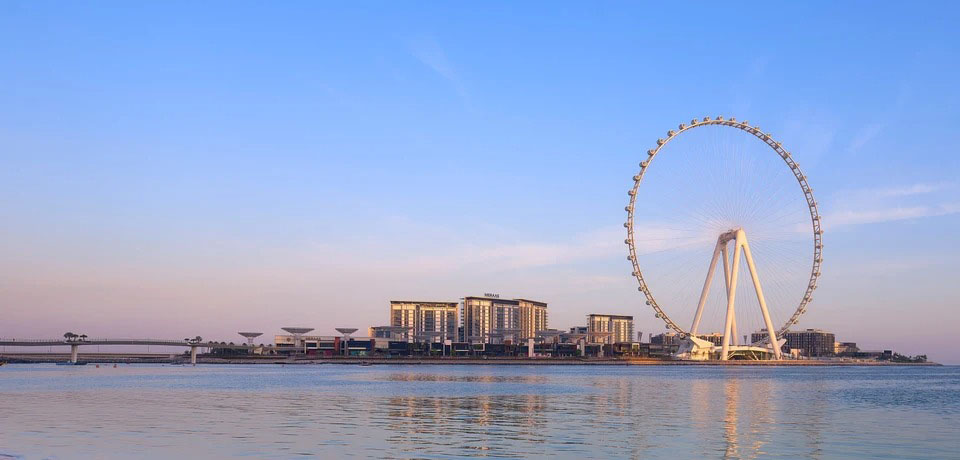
[70, 344, 79, 363]
[527, 338, 534, 357]
[190, 346, 198, 365]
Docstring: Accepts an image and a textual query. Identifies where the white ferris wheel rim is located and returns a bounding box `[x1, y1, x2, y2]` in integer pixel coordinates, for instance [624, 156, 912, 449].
[624, 116, 823, 339]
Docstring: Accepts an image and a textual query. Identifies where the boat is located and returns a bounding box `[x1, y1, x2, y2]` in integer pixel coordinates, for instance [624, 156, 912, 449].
[359, 361, 373, 367]
[55, 361, 88, 366]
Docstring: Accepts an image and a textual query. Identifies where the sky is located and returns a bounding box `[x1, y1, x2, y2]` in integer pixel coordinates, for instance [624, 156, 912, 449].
[1, 2, 959, 363]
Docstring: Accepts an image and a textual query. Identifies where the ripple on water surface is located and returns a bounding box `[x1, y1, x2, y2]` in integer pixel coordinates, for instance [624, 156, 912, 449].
[1, 364, 958, 459]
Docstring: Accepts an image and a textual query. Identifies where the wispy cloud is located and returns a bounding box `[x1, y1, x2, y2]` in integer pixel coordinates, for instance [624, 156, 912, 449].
[823, 182, 958, 229]
[303, 221, 719, 277]
[780, 117, 836, 167]
[846, 122, 885, 153]
[409, 37, 471, 109]
[392, 226, 623, 273]
[828, 203, 960, 227]
[873, 182, 953, 197]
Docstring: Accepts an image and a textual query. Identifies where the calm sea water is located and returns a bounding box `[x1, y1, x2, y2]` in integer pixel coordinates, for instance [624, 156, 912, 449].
[1, 364, 958, 459]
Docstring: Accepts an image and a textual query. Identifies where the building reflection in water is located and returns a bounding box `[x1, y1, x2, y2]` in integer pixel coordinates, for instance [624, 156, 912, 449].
[0, 366, 924, 458]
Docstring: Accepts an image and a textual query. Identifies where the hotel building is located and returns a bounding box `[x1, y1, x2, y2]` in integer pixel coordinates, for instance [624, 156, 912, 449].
[462, 296, 521, 343]
[587, 314, 634, 344]
[517, 298, 548, 341]
[389, 301, 459, 342]
[751, 328, 836, 357]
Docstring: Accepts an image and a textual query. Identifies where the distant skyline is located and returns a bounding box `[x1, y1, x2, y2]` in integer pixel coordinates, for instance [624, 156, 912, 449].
[1, 2, 958, 363]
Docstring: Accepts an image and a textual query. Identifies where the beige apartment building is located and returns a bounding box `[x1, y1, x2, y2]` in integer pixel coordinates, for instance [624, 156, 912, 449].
[389, 301, 458, 342]
[462, 296, 520, 343]
[587, 314, 635, 344]
[517, 298, 548, 341]
[462, 295, 548, 343]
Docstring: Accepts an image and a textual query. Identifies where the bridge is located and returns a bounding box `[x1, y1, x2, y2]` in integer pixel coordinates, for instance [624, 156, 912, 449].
[0, 338, 258, 364]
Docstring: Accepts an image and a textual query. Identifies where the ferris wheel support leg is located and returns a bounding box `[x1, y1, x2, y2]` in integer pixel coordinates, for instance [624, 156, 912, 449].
[720, 241, 743, 361]
[730, 313, 739, 347]
[721, 246, 738, 346]
[739, 231, 783, 360]
[690, 239, 723, 336]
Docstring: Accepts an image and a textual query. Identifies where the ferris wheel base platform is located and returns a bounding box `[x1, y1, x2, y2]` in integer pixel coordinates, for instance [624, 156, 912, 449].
[675, 336, 782, 361]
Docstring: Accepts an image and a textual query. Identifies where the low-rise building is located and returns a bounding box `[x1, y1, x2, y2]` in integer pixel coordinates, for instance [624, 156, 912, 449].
[390, 301, 458, 342]
[695, 332, 725, 346]
[752, 328, 836, 357]
[368, 326, 411, 342]
[834, 341, 859, 355]
[587, 314, 634, 344]
[650, 332, 680, 346]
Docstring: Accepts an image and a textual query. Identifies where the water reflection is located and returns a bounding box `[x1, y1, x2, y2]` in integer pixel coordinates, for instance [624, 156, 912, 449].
[0, 365, 956, 459]
[377, 372, 549, 384]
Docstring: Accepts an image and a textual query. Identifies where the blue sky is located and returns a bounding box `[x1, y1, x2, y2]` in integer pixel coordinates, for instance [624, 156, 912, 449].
[1, 2, 958, 362]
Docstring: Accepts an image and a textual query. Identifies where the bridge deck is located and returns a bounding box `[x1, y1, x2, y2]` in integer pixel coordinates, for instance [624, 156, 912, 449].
[0, 339, 256, 349]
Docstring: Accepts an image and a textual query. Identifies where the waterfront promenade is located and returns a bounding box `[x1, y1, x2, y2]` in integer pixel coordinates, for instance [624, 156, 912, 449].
[0, 352, 939, 366]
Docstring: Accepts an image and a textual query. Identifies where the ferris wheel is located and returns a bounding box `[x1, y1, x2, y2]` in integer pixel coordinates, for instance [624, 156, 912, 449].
[624, 116, 822, 360]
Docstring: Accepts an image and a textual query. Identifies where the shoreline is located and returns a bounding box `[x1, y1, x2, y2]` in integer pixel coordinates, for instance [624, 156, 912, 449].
[0, 354, 941, 366]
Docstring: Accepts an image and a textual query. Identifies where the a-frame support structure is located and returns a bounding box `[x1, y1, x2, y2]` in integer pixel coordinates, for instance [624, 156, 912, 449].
[689, 229, 782, 360]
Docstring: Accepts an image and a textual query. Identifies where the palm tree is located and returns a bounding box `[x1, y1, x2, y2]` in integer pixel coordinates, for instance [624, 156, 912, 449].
[79, 334, 88, 342]
[63, 332, 77, 342]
